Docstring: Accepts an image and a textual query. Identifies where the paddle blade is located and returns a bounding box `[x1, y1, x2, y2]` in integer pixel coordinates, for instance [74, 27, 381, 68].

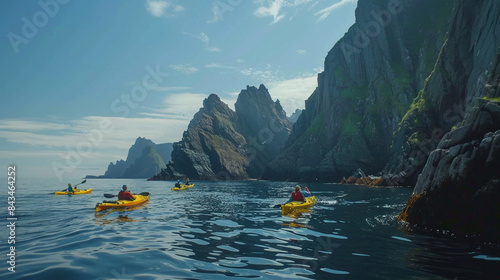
[273, 204, 283, 208]
[74, 180, 87, 187]
[103, 193, 116, 198]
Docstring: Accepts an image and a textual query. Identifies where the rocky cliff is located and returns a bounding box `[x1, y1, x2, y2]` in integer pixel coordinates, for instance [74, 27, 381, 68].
[399, 97, 500, 240]
[262, 0, 456, 182]
[397, 0, 500, 239]
[235, 85, 292, 177]
[385, 0, 500, 187]
[156, 93, 249, 180]
[90, 137, 172, 178]
[288, 109, 302, 123]
[149, 85, 292, 180]
[123, 145, 166, 178]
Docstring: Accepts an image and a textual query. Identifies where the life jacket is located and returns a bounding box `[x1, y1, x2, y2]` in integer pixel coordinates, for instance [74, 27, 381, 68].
[291, 191, 304, 201]
[118, 190, 134, 200]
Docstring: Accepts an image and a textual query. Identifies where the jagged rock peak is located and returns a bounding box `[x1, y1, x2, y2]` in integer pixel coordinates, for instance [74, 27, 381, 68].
[236, 84, 287, 117]
[241, 84, 272, 101]
[275, 99, 284, 112]
[288, 109, 302, 123]
[134, 136, 153, 145]
[202, 94, 231, 113]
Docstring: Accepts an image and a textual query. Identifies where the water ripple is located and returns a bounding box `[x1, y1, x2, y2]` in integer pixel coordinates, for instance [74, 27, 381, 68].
[2, 179, 498, 280]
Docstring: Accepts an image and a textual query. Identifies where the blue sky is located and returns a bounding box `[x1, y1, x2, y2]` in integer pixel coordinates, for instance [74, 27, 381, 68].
[0, 0, 357, 182]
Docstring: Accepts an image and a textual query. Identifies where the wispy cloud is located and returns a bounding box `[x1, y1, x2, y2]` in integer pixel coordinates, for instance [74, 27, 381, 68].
[0, 119, 70, 131]
[0, 115, 189, 179]
[266, 73, 318, 115]
[204, 63, 236, 69]
[240, 64, 279, 82]
[147, 86, 192, 92]
[146, 0, 184, 17]
[170, 64, 198, 75]
[142, 92, 207, 121]
[198, 32, 221, 52]
[0, 117, 185, 149]
[254, 0, 286, 24]
[296, 49, 306, 55]
[184, 32, 221, 52]
[208, 0, 245, 23]
[315, 0, 357, 22]
[253, 0, 315, 23]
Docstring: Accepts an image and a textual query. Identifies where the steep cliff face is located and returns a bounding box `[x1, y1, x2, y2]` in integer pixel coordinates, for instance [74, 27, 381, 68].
[103, 159, 127, 178]
[95, 137, 171, 178]
[235, 85, 292, 177]
[123, 145, 166, 178]
[262, 0, 455, 182]
[166, 94, 249, 180]
[385, 0, 500, 187]
[149, 85, 292, 180]
[397, 0, 500, 239]
[398, 97, 500, 240]
[288, 109, 302, 123]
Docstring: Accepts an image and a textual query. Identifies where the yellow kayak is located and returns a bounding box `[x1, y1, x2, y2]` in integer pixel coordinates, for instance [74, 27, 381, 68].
[171, 183, 194, 191]
[55, 188, 93, 195]
[281, 196, 315, 216]
[95, 193, 150, 212]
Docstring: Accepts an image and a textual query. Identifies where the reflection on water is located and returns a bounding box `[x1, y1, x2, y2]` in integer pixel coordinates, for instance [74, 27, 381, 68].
[94, 202, 150, 218]
[95, 214, 143, 225]
[406, 234, 500, 280]
[1, 179, 498, 280]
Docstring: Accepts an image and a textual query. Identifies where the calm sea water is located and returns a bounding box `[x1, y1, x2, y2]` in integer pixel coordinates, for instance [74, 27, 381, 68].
[1, 178, 499, 280]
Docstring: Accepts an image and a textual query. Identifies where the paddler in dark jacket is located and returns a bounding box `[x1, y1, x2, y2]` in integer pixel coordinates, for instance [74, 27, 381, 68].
[118, 185, 135, 201]
[67, 183, 75, 194]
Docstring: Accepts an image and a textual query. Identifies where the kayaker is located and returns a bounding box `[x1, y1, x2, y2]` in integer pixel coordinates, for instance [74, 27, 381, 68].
[67, 183, 75, 194]
[174, 180, 181, 188]
[118, 185, 135, 201]
[287, 185, 311, 202]
[185, 178, 190, 185]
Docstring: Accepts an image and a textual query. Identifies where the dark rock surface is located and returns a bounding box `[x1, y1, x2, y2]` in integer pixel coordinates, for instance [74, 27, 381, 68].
[262, 0, 455, 182]
[385, 0, 500, 186]
[235, 85, 292, 177]
[166, 94, 248, 180]
[149, 86, 292, 180]
[395, 0, 500, 240]
[288, 109, 302, 123]
[399, 100, 500, 240]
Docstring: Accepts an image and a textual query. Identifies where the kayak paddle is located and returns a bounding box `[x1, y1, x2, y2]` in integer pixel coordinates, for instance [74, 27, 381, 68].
[74, 179, 87, 187]
[103, 192, 150, 198]
[61, 179, 87, 192]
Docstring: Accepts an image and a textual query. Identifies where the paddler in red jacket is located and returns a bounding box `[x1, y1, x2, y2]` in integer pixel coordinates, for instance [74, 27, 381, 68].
[287, 185, 311, 202]
[118, 185, 135, 201]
